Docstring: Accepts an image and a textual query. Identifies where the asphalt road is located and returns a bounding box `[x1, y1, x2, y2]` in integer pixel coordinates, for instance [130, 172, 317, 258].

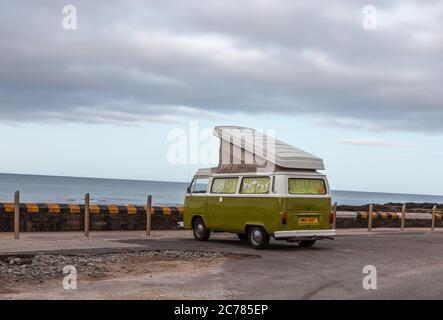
[117, 231, 443, 299]
[1, 230, 443, 299]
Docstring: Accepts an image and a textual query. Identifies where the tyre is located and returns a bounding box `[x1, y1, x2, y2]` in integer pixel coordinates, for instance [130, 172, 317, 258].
[192, 217, 210, 241]
[248, 226, 270, 249]
[237, 233, 248, 242]
[297, 240, 316, 247]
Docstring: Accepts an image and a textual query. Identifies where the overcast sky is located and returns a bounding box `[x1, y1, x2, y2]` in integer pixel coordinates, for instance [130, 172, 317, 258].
[0, 1, 442, 195]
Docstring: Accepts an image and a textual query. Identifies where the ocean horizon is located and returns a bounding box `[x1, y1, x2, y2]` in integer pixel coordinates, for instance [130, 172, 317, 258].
[0, 173, 442, 206]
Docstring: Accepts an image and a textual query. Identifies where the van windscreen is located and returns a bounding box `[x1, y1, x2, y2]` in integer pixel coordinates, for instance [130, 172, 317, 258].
[191, 178, 209, 193]
[288, 178, 326, 195]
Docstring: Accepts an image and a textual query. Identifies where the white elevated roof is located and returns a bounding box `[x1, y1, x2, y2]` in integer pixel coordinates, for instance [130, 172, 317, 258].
[195, 167, 216, 177]
[214, 126, 325, 170]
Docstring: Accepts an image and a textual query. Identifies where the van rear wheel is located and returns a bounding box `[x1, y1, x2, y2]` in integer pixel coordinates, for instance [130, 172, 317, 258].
[237, 233, 248, 242]
[298, 240, 316, 247]
[192, 217, 210, 241]
[248, 226, 270, 249]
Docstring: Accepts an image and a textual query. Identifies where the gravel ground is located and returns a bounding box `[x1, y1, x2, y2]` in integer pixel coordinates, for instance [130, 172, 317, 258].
[0, 250, 226, 286]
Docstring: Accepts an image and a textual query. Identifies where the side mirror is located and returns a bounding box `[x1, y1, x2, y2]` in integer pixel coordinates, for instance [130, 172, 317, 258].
[187, 186, 191, 194]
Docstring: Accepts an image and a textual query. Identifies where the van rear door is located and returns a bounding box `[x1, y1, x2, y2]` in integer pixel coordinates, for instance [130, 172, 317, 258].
[285, 178, 331, 230]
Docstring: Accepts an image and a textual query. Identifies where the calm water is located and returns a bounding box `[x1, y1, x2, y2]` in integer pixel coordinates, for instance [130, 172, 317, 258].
[0, 173, 442, 206]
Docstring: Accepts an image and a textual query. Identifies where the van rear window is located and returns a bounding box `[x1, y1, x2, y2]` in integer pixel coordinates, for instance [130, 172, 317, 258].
[288, 178, 326, 195]
[211, 177, 238, 194]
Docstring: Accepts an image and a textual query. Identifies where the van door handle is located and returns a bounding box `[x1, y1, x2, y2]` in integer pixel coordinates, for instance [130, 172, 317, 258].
[202, 201, 207, 204]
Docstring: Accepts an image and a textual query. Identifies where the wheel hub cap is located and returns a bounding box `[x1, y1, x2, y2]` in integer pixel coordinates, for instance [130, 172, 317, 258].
[196, 223, 204, 236]
[251, 229, 262, 245]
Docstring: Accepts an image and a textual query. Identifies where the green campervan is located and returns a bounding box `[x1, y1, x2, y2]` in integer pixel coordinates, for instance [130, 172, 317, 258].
[184, 126, 336, 249]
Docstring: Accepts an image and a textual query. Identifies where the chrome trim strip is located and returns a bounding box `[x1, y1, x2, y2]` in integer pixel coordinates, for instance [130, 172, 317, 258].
[274, 229, 336, 239]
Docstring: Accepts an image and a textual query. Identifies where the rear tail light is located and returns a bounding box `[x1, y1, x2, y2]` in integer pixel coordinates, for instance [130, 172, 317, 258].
[329, 211, 334, 224]
[280, 212, 287, 225]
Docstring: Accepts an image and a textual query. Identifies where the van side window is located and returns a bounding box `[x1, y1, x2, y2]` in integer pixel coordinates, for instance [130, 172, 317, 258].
[211, 177, 238, 194]
[190, 178, 209, 193]
[240, 177, 271, 194]
[288, 178, 326, 195]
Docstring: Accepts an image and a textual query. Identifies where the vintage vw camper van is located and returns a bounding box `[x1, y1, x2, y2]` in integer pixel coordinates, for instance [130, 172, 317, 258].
[183, 126, 336, 249]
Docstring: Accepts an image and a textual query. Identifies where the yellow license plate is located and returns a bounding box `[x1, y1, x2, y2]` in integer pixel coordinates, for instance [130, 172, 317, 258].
[298, 217, 319, 224]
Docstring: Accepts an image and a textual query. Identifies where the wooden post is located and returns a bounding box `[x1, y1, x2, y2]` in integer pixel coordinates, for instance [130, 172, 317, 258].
[431, 205, 437, 232]
[368, 204, 373, 232]
[332, 202, 337, 230]
[14, 191, 20, 240]
[146, 195, 152, 236]
[401, 204, 406, 231]
[84, 193, 90, 237]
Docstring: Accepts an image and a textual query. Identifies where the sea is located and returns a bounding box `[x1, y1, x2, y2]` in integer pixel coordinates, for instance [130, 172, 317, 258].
[0, 173, 442, 206]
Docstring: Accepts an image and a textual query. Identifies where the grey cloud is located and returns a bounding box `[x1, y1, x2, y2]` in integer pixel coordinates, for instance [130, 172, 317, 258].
[337, 138, 413, 148]
[0, 0, 442, 132]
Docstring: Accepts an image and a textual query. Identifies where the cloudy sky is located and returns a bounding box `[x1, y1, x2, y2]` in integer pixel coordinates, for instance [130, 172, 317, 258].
[0, 0, 442, 195]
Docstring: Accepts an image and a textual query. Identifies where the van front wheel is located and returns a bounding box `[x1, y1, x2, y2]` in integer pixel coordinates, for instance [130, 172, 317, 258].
[193, 217, 210, 241]
[248, 226, 270, 249]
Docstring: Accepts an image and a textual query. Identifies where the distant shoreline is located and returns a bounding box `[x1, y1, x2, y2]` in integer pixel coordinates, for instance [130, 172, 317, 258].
[0, 201, 440, 209]
[1, 173, 442, 206]
[337, 202, 442, 212]
[0, 172, 441, 198]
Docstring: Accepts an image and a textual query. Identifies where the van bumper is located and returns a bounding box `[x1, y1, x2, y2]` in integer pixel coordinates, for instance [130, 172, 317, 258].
[274, 229, 336, 240]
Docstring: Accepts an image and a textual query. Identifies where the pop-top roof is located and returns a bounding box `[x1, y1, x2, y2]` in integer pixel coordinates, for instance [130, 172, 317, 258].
[213, 126, 325, 170]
